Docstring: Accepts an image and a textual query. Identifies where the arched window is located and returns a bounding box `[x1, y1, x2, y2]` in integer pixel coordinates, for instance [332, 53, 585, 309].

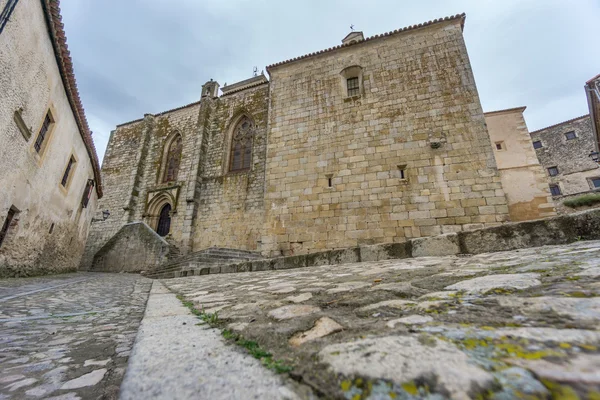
[229, 117, 254, 172]
[163, 135, 182, 183]
[156, 204, 172, 236]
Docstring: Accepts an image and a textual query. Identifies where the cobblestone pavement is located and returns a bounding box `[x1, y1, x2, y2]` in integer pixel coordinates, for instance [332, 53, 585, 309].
[0, 273, 151, 400]
[164, 240, 600, 400]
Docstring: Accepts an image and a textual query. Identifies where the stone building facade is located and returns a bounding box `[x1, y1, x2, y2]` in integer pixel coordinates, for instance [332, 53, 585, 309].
[484, 107, 556, 221]
[83, 14, 514, 264]
[586, 74, 600, 155]
[530, 115, 600, 197]
[0, 0, 103, 277]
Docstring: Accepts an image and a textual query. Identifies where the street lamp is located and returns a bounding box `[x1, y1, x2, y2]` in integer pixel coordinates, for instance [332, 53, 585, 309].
[589, 151, 600, 164]
[91, 210, 110, 223]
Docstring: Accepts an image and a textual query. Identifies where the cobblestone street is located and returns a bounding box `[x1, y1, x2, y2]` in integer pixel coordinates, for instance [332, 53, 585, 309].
[0, 273, 151, 399]
[1, 241, 600, 399]
[164, 240, 600, 399]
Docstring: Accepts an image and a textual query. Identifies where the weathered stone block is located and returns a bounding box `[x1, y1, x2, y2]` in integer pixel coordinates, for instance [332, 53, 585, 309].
[328, 248, 361, 265]
[411, 233, 460, 257]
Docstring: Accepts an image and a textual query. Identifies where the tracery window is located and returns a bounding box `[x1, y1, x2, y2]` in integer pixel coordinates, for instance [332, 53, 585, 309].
[163, 135, 182, 182]
[229, 117, 254, 172]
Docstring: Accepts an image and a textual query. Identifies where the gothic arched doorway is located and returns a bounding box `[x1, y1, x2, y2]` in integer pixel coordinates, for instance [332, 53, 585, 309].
[156, 204, 172, 237]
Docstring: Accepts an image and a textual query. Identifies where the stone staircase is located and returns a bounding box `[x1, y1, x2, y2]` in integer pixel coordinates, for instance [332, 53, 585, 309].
[144, 247, 264, 279]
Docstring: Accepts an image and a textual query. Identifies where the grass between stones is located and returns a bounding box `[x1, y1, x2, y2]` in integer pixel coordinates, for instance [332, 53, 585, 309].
[176, 294, 293, 374]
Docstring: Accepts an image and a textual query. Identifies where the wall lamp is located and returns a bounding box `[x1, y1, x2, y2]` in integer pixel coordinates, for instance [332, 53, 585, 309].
[91, 210, 110, 223]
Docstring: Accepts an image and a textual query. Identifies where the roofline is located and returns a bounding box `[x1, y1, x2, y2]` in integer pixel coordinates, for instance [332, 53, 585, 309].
[42, 0, 103, 198]
[586, 73, 600, 85]
[221, 80, 269, 97]
[484, 106, 527, 116]
[116, 100, 201, 128]
[529, 114, 590, 135]
[266, 13, 466, 71]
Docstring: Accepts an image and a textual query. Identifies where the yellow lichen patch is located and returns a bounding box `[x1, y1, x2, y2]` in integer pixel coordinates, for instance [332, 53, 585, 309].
[541, 379, 580, 400]
[587, 390, 600, 400]
[580, 344, 597, 351]
[462, 338, 490, 350]
[401, 381, 418, 395]
[495, 343, 563, 360]
[559, 342, 572, 349]
[340, 380, 352, 392]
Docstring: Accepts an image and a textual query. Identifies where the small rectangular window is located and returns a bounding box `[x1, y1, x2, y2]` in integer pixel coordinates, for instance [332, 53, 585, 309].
[565, 131, 577, 140]
[397, 164, 407, 180]
[0, 208, 17, 248]
[34, 111, 54, 153]
[532, 140, 542, 149]
[347, 77, 359, 97]
[81, 179, 94, 208]
[61, 156, 76, 187]
[549, 184, 561, 196]
[590, 177, 600, 189]
[548, 166, 559, 177]
[495, 142, 505, 151]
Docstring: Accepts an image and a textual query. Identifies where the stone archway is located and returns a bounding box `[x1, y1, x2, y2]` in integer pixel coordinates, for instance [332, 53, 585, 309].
[145, 191, 175, 234]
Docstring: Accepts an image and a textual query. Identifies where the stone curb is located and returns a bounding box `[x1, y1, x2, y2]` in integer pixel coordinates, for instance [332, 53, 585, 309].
[150, 208, 600, 279]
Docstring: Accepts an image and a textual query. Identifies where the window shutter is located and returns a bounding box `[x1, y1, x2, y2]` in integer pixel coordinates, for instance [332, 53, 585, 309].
[81, 180, 94, 208]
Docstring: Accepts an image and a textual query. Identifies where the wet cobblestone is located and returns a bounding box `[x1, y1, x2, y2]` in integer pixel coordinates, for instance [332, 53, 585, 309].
[0, 273, 151, 400]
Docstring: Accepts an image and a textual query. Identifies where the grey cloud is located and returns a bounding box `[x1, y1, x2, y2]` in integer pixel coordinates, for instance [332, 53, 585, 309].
[60, 0, 600, 162]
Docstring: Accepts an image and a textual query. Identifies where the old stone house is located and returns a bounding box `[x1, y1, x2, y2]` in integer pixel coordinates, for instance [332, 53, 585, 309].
[0, 0, 103, 277]
[529, 115, 600, 198]
[483, 107, 556, 221]
[83, 14, 519, 268]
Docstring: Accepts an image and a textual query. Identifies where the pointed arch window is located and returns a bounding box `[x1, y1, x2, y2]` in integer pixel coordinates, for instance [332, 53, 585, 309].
[230, 117, 254, 172]
[163, 134, 182, 183]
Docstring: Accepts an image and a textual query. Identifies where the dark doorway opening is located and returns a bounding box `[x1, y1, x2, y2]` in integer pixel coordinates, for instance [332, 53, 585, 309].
[157, 204, 172, 237]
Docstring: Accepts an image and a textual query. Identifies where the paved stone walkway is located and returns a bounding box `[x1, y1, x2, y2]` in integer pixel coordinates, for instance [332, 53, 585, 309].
[0, 273, 151, 399]
[164, 240, 600, 399]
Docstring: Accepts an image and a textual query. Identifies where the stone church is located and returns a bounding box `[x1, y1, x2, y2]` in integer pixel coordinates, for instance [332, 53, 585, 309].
[83, 14, 552, 269]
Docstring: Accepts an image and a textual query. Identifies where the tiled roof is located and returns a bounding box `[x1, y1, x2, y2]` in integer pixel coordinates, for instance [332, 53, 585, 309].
[41, 0, 103, 198]
[266, 13, 466, 70]
[529, 114, 590, 135]
[586, 73, 600, 85]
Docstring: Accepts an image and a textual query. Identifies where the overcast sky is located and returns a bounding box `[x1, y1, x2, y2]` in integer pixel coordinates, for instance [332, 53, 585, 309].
[60, 0, 599, 164]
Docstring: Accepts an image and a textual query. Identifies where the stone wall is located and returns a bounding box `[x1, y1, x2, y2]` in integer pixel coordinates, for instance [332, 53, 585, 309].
[0, 0, 99, 277]
[484, 108, 556, 221]
[262, 18, 509, 256]
[91, 222, 170, 273]
[81, 103, 202, 268]
[192, 82, 269, 251]
[530, 115, 600, 196]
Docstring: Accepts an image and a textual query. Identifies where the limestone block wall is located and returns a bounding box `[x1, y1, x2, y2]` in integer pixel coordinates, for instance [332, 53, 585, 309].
[263, 19, 509, 256]
[530, 115, 600, 195]
[81, 103, 202, 268]
[0, 0, 99, 277]
[484, 108, 556, 221]
[134, 104, 201, 244]
[192, 84, 269, 251]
